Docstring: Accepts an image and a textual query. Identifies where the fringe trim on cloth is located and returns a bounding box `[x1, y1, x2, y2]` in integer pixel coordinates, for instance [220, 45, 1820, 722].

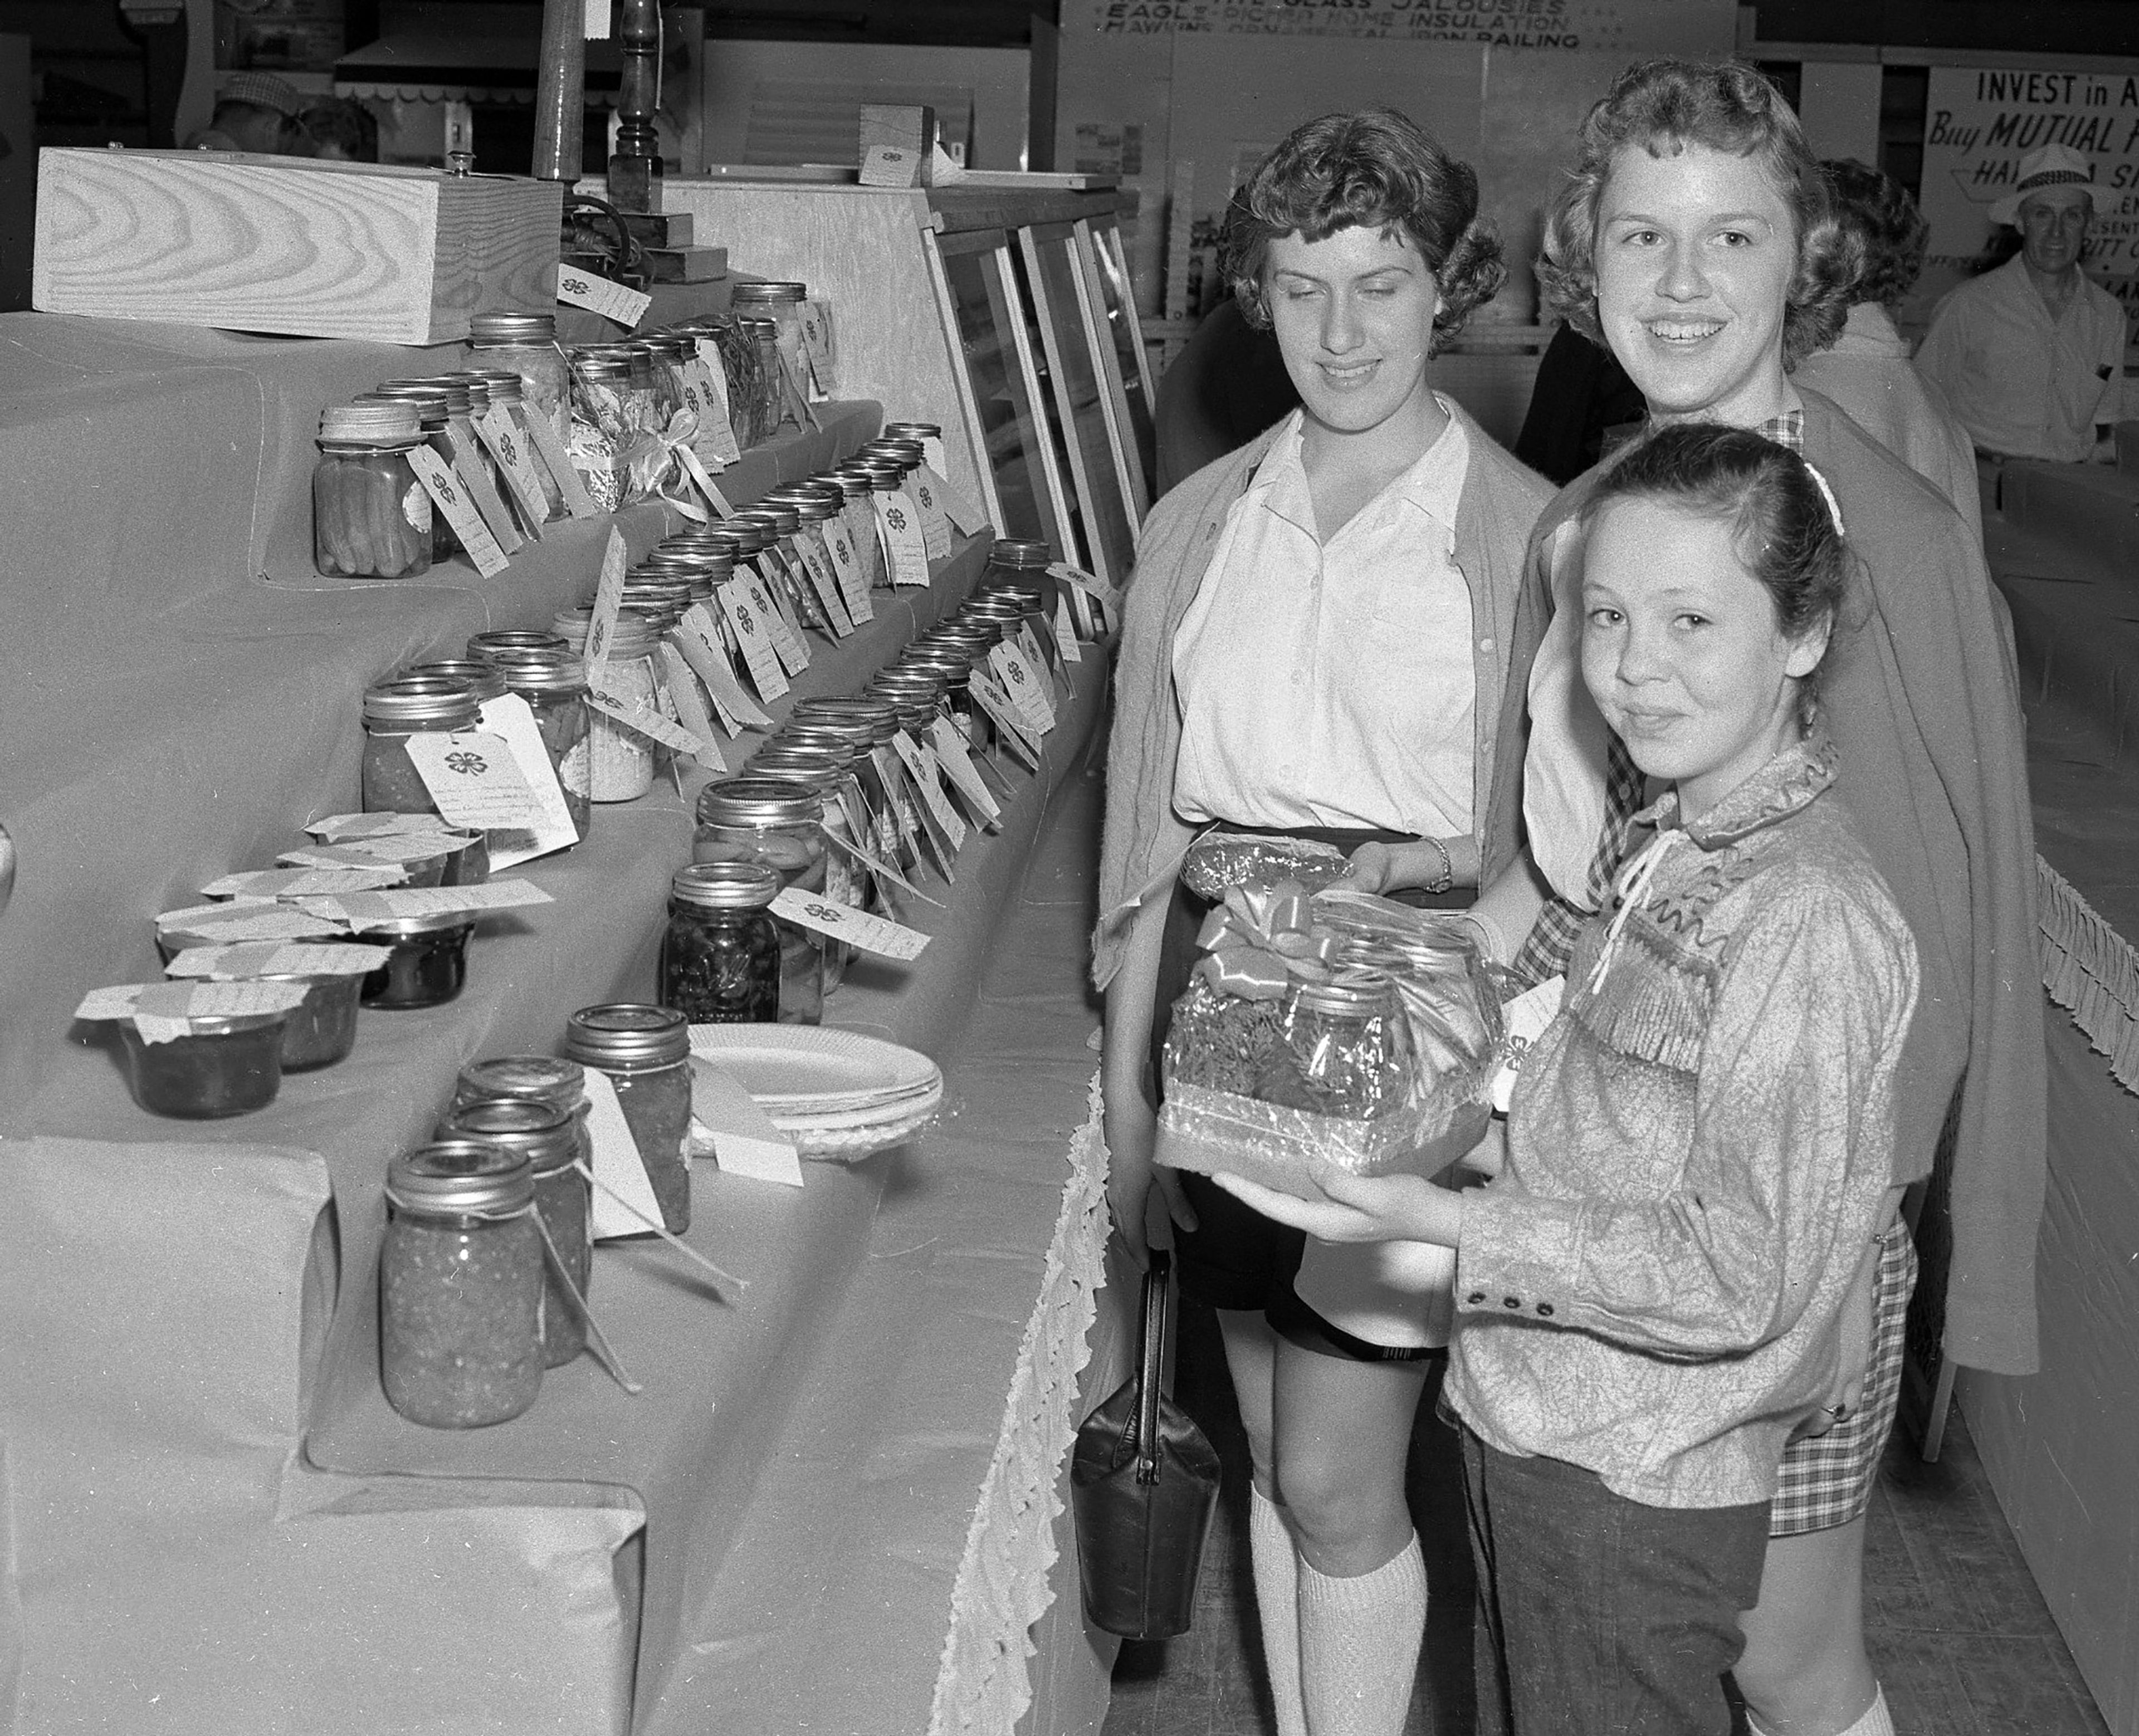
[2038, 854, 2139, 1093]
[927, 1071, 1113, 1736]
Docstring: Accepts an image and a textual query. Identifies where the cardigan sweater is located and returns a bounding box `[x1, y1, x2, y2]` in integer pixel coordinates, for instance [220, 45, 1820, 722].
[1451, 736, 1917, 1509]
[1093, 401, 1553, 992]
[1484, 390, 2047, 1376]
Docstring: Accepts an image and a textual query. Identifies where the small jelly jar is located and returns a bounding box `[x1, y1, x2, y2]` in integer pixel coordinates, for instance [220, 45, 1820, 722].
[380, 1136, 544, 1429]
[692, 778, 828, 1025]
[117, 1010, 288, 1118]
[661, 862, 782, 1025]
[261, 971, 363, 1070]
[312, 401, 433, 579]
[442, 1095, 591, 1368]
[356, 912, 477, 1010]
[360, 675, 481, 816]
[984, 536, 1062, 618]
[564, 1004, 693, 1235]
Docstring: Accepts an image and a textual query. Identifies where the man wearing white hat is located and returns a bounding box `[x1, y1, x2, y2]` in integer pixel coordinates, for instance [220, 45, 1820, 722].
[1917, 143, 2128, 463]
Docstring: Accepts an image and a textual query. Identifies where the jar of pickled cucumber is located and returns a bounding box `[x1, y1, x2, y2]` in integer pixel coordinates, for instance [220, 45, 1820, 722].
[314, 403, 434, 579]
[691, 778, 827, 1024]
[441, 1095, 591, 1368]
[380, 1136, 543, 1429]
[563, 1004, 692, 1235]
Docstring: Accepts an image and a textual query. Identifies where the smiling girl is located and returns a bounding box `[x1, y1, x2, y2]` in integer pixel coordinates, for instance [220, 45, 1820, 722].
[1220, 424, 1919, 1736]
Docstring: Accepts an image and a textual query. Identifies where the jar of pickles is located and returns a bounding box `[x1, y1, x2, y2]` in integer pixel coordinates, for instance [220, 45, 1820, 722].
[313, 402, 433, 579]
[359, 383, 460, 561]
[564, 1004, 693, 1235]
[360, 675, 481, 815]
[661, 862, 782, 1024]
[380, 1137, 544, 1428]
[496, 651, 593, 836]
[692, 779, 828, 1024]
[441, 1095, 591, 1368]
[468, 311, 571, 442]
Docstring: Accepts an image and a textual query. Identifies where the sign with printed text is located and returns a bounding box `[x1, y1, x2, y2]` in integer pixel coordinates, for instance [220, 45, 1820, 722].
[770, 885, 931, 960]
[875, 489, 931, 588]
[557, 263, 651, 328]
[407, 444, 509, 576]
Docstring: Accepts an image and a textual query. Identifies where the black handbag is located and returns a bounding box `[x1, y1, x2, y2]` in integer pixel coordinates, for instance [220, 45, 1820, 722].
[1070, 1250, 1223, 1640]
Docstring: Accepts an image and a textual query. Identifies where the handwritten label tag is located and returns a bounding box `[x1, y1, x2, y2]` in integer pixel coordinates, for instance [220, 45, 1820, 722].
[770, 886, 930, 961]
[792, 528, 855, 637]
[892, 729, 968, 852]
[280, 835, 465, 871]
[584, 1069, 670, 1240]
[687, 1057, 804, 1187]
[875, 490, 931, 588]
[157, 902, 345, 945]
[1053, 593, 1084, 663]
[800, 300, 837, 395]
[294, 880, 554, 928]
[657, 643, 731, 771]
[927, 716, 1004, 827]
[1049, 561, 1119, 638]
[203, 865, 406, 899]
[870, 744, 922, 857]
[820, 516, 873, 623]
[305, 811, 458, 842]
[989, 641, 1057, 732]
[477, 692, 583, 866]
[908, 466, 952, 561]
[77, 979, 312, 1039]
[404, 729, 550, 833]
[690, 341, 744, 464]
[167, 941, 390, 979]
[823, 824, 945, 909]
[407, 444, 509, 576]
[556, 263, 652, 329]
[473, 405, 552, 536]
[1490, 974, 1566, 1115]
[745, 565, 809, 675]
[442, 419, 525, 552]
[675, 604, 773, 730]
[919, 461, 987, 536]
[970, 668, 1042, 768]
[587, 688, 721, 763]
[718, 578, 789, 702]
[520, 404, 598, 517]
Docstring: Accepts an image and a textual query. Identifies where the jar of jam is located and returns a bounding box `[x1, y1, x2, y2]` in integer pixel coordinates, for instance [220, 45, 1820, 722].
[441, 1096, 591, 1367]
[360, 675, 481, 816]
[313, 402, 433, 579]
[691, 779, 828, 1024]
[564, 1004, 693, 1235]
[661, 862, 782, 1024]
[469, 311, 571, 443]
[260, 970, 364, 1070]
[117, 1009, 289, 1118]
[495, 651, 593, 837]
[552, 610, 661, 803]
[357, 911, 478, 1009]
[380, 1137, 544, 1429]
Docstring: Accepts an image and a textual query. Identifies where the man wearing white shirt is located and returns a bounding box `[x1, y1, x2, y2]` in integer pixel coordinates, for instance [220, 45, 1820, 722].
[1917, 143, 2128, 463]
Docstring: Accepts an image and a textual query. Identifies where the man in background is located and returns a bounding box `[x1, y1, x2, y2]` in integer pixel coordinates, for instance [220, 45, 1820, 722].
[183, 71, 304, 156]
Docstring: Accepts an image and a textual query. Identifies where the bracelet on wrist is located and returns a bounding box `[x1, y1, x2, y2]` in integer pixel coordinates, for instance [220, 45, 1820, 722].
[1423, 835, 1453, 895]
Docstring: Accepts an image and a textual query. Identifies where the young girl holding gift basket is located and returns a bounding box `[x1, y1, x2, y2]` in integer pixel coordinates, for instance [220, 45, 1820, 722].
[1217, 423, 1920, 1736]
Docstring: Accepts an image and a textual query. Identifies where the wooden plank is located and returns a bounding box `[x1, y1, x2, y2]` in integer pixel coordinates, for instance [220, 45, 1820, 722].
[644, 244, 728, 283]
[33, 149, 560, 345]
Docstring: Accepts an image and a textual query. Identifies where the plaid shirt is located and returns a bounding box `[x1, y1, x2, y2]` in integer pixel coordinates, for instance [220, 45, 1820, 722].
[1508, 410, 1806, 986]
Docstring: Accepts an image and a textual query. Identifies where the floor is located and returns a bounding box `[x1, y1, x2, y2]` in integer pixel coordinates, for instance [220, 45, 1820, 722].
[1100, 1296, 2111, 1736]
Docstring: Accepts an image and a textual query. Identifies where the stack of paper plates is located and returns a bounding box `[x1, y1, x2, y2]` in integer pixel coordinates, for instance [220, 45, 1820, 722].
[687, 1025, 943, 1158]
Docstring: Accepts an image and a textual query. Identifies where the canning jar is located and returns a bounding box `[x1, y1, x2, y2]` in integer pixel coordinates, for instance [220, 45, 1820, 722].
[691, 779, 828, 1024]
[467, 628, 569, 664]
[360, 675, 481, 816]
[823, 467, 883, 593]
[730, 281, 808, 381]
[740, 754, 857, 987]
[117, 1010, 288, 1118]
[552, 610, 661, 802]
[261, 971, 363, 1069]
[380, 1137, 544, 1428]
[442, 1096, 591, 1367]
[564, 1004, 693, 1235]
[356, 911, 478, 1009]
[469, 311, 570, 443]
[495, 651, 592, 836]
[313, 402, 433, 579]
[466, 367, 566, 521]
[660, 861, 782, 1025]
[402, 658, 507, 706]
[1272, 974, 1416, 1119]
[738, 315, 785, 437]
[984, 536, 1061, 617]
[359, 383, 460, 561]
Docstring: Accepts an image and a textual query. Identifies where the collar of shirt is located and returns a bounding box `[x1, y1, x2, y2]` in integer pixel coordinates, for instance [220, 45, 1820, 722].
[1757, 406, 1806, 453]
[1633, 731, 1837, 849]
[1248, 401, 1469, 546]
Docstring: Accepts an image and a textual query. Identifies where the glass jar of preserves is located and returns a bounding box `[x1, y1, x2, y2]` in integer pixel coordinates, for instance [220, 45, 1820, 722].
[984, 536, 1061, 617]
[360, 675, 481, 815]
[730, 280, 809, 378]
[466, 367, 566, 522]
[258, 970, 364, 1070]
[691, 778, 828, 1025]
[495, 651, 593, 837]
[313, 402, 434, 579]
[551, 611, 661, 803]
[661, 861, 782, 1025]
[467, 628, 569, 663]
[564, 1004, 693, 1235]
[356, 911, 478, 1009]
[741, 754, 857, 987]
[441, 1095, 590, 1368]
[402, 658, 507, 706]
[1270, 973, 1417, 1120]
[117, 1009, 289, 1118]
[380, 1136, 544, 1429]
[469, 311, 571, 443]
[359, 384, 460, 561]
[823, 467, 883, 593]
[738, 315, 785, 437]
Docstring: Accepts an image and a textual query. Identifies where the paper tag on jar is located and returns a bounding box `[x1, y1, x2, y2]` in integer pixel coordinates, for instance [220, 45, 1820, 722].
[657, 643, 732, 771]
[582, 1068, 667, 1240]
[404, 729, 552, 834]
[919, 461, 987, 537]
[584, 527, 630, 679]
[477, 692, 583, 865]
[792, 529, 855, 638]
[687, 1058, 804, 1188]
[157, 901, 347, 946]
[76, 978, 312, 1023]
[926, 716, 1004, 827]
[279, 835, 463, 870]
[1489, 973, 1565, 1116]
[1048, 559, 1122, 610]
[819, 516, 873, 623]
[988, 642, 1056, 733]
[907, 466, 952, 561]
[1053, 594, 1083, 663]
[892, 729, 968, 853]
[556, 263, 652, 329]
[407, 444, 510, 577]
[969, 668, 1042, 768]
[675, 604, 772, 731]
[677, 444, 736, 519]
[293, 881, 552, 930]
[588, 687, 722, 766]
[770, 886, 931, 961]
[520, 404, 598, 517]
[203, 865, 407, 899]
[822, 823, 945, 908]
[744, 565, 810, 676]
[166, 941, 392, 979]
[799, 300, 837, 397]
[874, 490, 931, 588]
[473, 405, 553, 537]
[305, 811, 460, 842]
[689, 342, 744, 465]
[759, 546, 825, 638]
[716, 578, 790, 703]
[440, 419, 526, 554]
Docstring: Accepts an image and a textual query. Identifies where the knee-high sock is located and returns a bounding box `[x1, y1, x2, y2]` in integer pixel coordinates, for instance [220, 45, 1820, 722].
[1745, 1684, 1894, 1736]
[1249, 1486, 1307, 1736]
[1297, 1532, 1428, 1736]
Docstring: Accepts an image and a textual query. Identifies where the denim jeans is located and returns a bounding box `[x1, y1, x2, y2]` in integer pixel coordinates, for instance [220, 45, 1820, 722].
[1462, 1426, 1770, 1736]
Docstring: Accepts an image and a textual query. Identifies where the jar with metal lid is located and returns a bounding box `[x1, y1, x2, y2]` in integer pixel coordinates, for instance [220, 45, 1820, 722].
[985, 536, 1062, 616]
[745, 752, 859, 975]
[730, 280, 809, 369]
[899, 646, 988, 752]
[661, 861, 782, 1025]
[467, 628, 569, 663]
[553, 611, 661, 802]
[118, 1008, 289, 1118]
[358, 384, 460, 561]
[787, 701, 906, 867]
[402, 658, 507, 705]
[570, 349, 637, 441]
[380, 1136, 544, 1428]
[737, 315, 785, 438]
[692, 779, 828, 1024]
[314, 403, 433, 579]
[441, 1096, 591, 1367]
[468, 311, 570, 442]
[863, 436, 924, 474]
[361, 675, 481, 815]
[563, 1004, 692, 1234]
[882, 419, 941, 445]
[465, 368, 567, 521]
[358, 909, 479, 1009]
[826, 466, 885, 591]
[495, 651, 593, 835]
[1271, 972, 1417, 1120]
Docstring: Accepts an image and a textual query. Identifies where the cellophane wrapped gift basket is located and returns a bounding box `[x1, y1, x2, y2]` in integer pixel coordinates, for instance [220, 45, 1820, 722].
[1156, 836, 1506, 1200]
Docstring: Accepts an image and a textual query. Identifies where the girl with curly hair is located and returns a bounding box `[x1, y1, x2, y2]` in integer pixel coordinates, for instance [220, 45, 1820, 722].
[1422, 56, 2040, 1736]
[1094, 106, 1551, 1734]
